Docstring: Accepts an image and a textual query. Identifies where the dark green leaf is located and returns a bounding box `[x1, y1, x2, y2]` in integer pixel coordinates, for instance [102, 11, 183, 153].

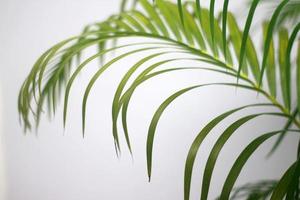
[202, 113, 287, 200]
[221, 130, 300, 200]
[270, 162, 297, 200]
[112, 52, 172, 153]
[184, 104, 273, 200]
[285, 22, 300, 111]
[82, 47, 161, 141]
[259, 0, 289, 88]
[238, 0, 260, 80]
[297, 40, 300, 119]
[267, 109, 298, 157]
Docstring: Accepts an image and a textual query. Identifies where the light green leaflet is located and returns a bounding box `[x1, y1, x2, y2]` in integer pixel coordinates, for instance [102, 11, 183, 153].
[106, 16, 135, 32]
[181, 3, 206, 49]
[213, 11, 228, 61]
[209, 0, 216, 55]
[199, 8, 224, 57]
[156, 0, 182, 42]
[245, 34, 260, 83]
[121, 13, 146, 32]
[37, 38, 76, 95]
[165, 1, 194, 46]
[278, 28, 290, 111]
[140, 0, 169, 37]
[35, 37, 165, 119]
[186, 2, 232, 64]
[34, 38, 116, 126]
[198, 8, 216, 56]
[227, 13, 248, 75]
[33, 33, 126, 100]
[222, 0, 229, 61]
[263, 22, 276, 97]
[130, 10, 159, 34]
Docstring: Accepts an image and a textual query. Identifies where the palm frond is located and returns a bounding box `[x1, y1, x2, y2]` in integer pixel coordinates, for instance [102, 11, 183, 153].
[18, 0, 300, 199]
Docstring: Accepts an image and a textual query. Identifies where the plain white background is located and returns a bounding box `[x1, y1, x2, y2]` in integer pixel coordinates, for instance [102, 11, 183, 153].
[0, 0, 299, 199]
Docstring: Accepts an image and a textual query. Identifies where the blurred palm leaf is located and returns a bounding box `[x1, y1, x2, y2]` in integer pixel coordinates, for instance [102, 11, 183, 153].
[220, 180, 277, 200]
[18, 0, 300, 199]
[249, 0, 300, 28]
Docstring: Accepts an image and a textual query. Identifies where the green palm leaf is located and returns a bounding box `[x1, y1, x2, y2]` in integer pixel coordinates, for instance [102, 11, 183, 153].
[270, 162, 297, 200]
[259, 0, 289, 88]
[18, 0, 300, 199]
[237, 0, 260, 80]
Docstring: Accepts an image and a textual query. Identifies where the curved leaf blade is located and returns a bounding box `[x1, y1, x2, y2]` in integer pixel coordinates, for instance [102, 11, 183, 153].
[259, 0, 289, 88]
[278, 28, 290, 111]
[263, 22, 276, 97]
[285, 22, 300, 111]
[270, 162, 297, 200]
[184, 104, 274, 200]
[222, 0, 229, 61]
[298, 40, 300, 118]
[237, 0, 260, 79]
[201, 113, 288, 200]
[221, 130, 299, 200]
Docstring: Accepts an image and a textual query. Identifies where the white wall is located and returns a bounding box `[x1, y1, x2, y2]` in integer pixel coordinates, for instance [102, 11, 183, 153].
[0, 0, 298, 200]
[0, 85, 7, 200]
